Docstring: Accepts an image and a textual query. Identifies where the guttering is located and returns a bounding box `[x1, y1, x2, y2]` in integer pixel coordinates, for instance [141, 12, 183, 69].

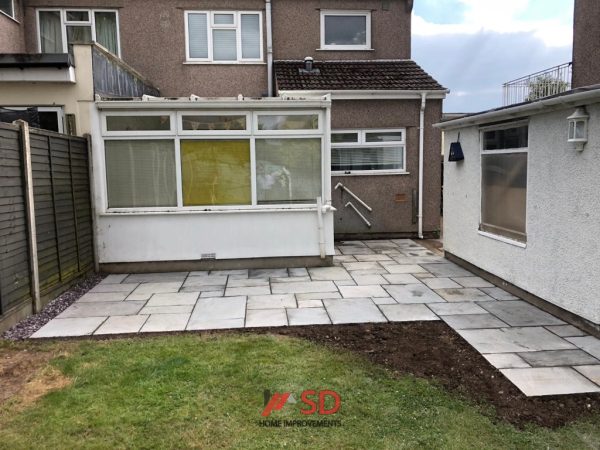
[435, 86, 600, 130]
[280, 89, 448, 100]
[418, 92, 427, 239]
[265, 0, 274, 97]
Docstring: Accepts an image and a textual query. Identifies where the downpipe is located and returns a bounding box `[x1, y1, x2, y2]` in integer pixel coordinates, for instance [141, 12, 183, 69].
[265, 0, 274, 96]
[316, 197, 335, 259]
[418, 92, 427, 239]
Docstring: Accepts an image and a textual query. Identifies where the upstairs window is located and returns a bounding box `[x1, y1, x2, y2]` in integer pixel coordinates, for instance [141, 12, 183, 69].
[320, 11, 371, 50]
[185, 11, 262, 63]
[37, 9, 119, 56]
[0, 0, 15, 19]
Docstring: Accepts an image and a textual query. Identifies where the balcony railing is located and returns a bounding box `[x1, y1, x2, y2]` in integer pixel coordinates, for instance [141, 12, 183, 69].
[502, 62, 572, 106]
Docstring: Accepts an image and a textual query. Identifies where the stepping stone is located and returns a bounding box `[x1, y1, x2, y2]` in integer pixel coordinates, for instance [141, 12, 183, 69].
[78, 292, 128, 303]
[141, 314, 191, 333]
[428, 302, 488, 316]
[574, 366, 600, 386]
[295, 292, 341, 301]
[227, 278, 269, 288]
[308, 266, 352, 281]
[434, 288, 495, 303]
[224, 286, 271, 297]
[422, 278, 462, 289]
[287, 308, 331, 326]
[384, 264, 428, 274]
[140, 305, 194, 315]
[246, 309, 288, 327]
[323, 298, 387, 324]
[339, 285, 389, 298]
[146, 292, 199, 307]
[442, 314, 508, 330]
[58, 301, 145, 318]
[500, 367, 600, 396]
[566, 336, 600, 359]
[545, 325, 587, 337]
[379, 304, 439, 322]
[382, 274, 422, 285]
[94, 315, 148, 335]
[249, 268, 289, 279]
[31, 317, 107, 338]
[383, 284, 445, 304]
[187, 296, 246, 330]
[480, 301, 565, 326]
[457, 327, 576, 353]
[99, 274, 129, 284]
[517, 350, 600, 367]
[420, 263, 472, 277]
[89, 283, 139, 294]
[351, 274, 388, 285]
[484, 354, 531, 369]
[247, 294, 296, 309]
[480, 287, 519, 300]
[451, 277, 494, 288]
[271, 281, 338, 295]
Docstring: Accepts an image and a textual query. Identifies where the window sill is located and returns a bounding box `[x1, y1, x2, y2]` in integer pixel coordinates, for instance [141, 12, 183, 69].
[316, 48, 374, 52]
[100, 205, 327, 216]
[332, 171, 409, 176]
[478, 230, 527, 248]
[183, 61, 266, 65]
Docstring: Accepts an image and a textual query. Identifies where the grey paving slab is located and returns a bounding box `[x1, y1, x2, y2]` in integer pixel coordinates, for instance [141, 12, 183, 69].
[365, 241, 399, 250]
[420, 263, 472, 277]
[308, 266, 352, 281]
[181, 285, 225, 294]
[58, 301, 145, 318]
[249, 268, 289, 279]
[190, 318, 245, 330]
[451, 277, 495, 288]
[89, 283, 139, 294]
[183, 276, 227, 288]
[200, 290, 225, 298]
[545, 325, 588, 337]
[480, 301, 566, 326]
[94, 315, 148, 335]
[227, 278, 269, 288]
[339, 240, 367, 247]
[384, 264, 428, 274]
[271, 281, 338, 295]
[566, 336, 600, 359]
[338, 246, 375, 255]
[428, 302, 489, 316]
[99, 274, 129, 284]
[401, 249, 437, 257]
[484, 354, 531, 369]
[333, 255, 357, 263]
[457, 327, 577, 353]
[500, 367, 600, 396]
[146, 292, 199, 307]
[339, 285, 389, 298]
[128, 282, 183, 301]
[422, 278, 462, 290]
[247, 294, 296, 309]
[372, 297, 398, 305]
[342, 262, 384, 271]
[297, 299, 323, 308]
[77, 292, 128, 303]
[392, 255, 447, 265]
[189, 270, 209, 276]
[288, 267, 309, 277]
[334, 280, 357, 286]
[246, 309, 288, 327]
[273, 277, 312, 283]
[224, 286, 271, 297]
[383, 284, 446, 304]
[382, 274, 422, 285]
[287, 308, 331, 326]
[574, 366, 600, 386]
[141, 314, 191, 333]
[295, 292, 342, 301]
[442, 314, 509, 330]
[140, 305, 195, 315]
[354, 254, 394, 262]
[347, 268, 389, 275]
[413, 273, 436, 279]
[351, 274, 388, 285]
[125, 273, 187, 283]
[208, 269, 248, 278]
[517, 350, 600, 367]
[31, 317, 107, 338]
[434, 288, 495, 303]
[187, 296, 246, 330]
[480, 287, 519, 301]
[379, 304, 439, 322]
[323, 298, 387, 324]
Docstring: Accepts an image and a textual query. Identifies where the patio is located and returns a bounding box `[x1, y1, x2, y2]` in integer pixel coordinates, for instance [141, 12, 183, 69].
[31, 239, 600, 397]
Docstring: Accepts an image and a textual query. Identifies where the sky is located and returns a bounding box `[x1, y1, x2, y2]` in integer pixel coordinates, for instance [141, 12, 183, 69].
[412, 0, 574, 112]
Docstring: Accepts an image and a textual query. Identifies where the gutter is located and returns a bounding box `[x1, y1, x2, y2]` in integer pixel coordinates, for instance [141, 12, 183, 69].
[280, 89, 448, 100]
[418, 92, 427, 239]
[266, 0, 274, 97]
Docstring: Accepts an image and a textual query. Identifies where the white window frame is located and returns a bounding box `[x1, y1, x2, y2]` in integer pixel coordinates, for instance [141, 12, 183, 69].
[36, 8, 121, 56]
[331, 128, 406, 175]
[184, 10, 263, 64]
[177, 111, 252, 135]
[478, 120, 529, 246]
[102, 111, 177, 136]
[4, 106, 65, 133]
[320, 10, 372, 51]
[254, 111, 322, 135]
[0, 0, 15, 20]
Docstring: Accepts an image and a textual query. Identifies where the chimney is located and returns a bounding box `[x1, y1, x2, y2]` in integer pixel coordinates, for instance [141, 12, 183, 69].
[304, 56, 314, 72]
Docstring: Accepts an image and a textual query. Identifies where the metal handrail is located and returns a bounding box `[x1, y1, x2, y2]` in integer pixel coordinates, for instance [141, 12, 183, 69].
[502, 62, 572, 106]
[334, 182, 373, 212]
[345, 202, 372, 228]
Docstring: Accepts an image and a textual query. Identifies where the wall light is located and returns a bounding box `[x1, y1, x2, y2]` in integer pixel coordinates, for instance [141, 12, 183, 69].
[567, 107, 589, 151]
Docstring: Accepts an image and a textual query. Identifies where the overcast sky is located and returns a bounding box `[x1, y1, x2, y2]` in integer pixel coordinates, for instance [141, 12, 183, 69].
[412, 0, 574, 112]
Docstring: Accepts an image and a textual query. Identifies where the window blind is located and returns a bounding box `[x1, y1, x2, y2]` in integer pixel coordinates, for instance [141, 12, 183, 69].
[212, 29, 237, 60]
[241, 14, 260, 59]
[188, 13, 209, 58]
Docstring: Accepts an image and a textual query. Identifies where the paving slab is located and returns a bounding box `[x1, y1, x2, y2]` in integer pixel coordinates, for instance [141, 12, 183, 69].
[271, 281, 338, 295]
[401, 249, 437, 257]
[500, 367, 600, 396]
[422, 278, 462, 290]
[249, 268, 289, 279]
[146, 292, 199, 307]
[99, 274, 129, 284]
[457, 327, 576, 353]
[141, 314, 191, 333]
[337, 246, 375, 255]
[224, 286, 271, 297]
[354, 254, 393, 262]
[287, 308, 331, 326]
[181, 285, 226, 294]
[200, 290, 225, 298]
[420, 263, 473, 277]
[434, 288, 495, 303]
[308, 266, 352, 281]
[273, 277, 312, 283]
[339, 285, 389, 298]
[566, 336, 600, 359]
[451, 277, 495, 288]
[297, 299, 323, 308]
[295, 292, 342, 301]
[342, 262, 384, 271]
[427, 302, 489, 316]
[208, 269, 248, 277]
[124, 273, 187, 283]
[94, 315, 148, 335]
[480, 301, 566, 327]
[78, 292, 128, 303]
[392, 256, 446, 265]
[246, 309, 288, 327]
[442, 314, 509, 330]
[351, 274, 388, 285]
[364, 240, 398, 250]
[372, 297, 398, 305]
[128, 282, 183, 300]
[480, 287, 519, 301]
[187, 296, 246, 330]
[384, 264, 428, 274]
[484, 354, 531, 369]
[517, 350, 600, 367]
[58, 301, 145, 318]
[31, 317, 107, 338]
[323, 298, 387, 324]
[227, 278, 269, 288]
[379, 304, 439, 322]
[383, 284, 445, 304]
[332, 255, 357, 263]
[89, 283, 139, 294]
[382, 274, 422, 285]
[140, 305, 195, 315]
[247, 294, 296, 309]
[545, 325, 588, 337]
[288, 267, 309, 277]
[183, 276, 227, 288]
[334, 280, 356, 286]
[574, 366, 600, 386]
[188, 318, 245, 330]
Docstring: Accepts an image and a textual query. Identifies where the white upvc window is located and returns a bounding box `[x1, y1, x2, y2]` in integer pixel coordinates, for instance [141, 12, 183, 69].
[0, 0, 15, 19]
[320, 10, 371, 50]
[331, 129, 406, 175]
[2, 106, 64, 133]
[479, 121, 529, 245]
[37, 8, 120, 56]
[185, 11, 263, 63]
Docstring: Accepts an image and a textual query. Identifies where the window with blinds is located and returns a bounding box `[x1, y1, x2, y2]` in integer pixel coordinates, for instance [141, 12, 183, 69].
[186, 11, 262, 62]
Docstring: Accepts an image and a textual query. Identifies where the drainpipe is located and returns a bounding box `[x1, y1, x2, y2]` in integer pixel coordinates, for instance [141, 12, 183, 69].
[265, 0, 273, 96]
[418, 92, 427, 239]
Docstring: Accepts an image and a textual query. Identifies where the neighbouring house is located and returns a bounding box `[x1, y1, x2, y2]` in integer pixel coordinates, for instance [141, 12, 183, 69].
[437, 0, 600, 333]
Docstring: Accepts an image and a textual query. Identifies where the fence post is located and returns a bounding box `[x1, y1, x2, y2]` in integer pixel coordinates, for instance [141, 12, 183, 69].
[16, 120, 41, 314]
[85, 134, 100, 273]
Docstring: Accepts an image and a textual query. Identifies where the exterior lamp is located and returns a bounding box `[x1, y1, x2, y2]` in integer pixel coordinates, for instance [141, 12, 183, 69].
[567, 107, 589, 151]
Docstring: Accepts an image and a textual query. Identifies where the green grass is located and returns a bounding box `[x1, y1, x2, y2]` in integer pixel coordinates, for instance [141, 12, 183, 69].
[0, 334, 598, 449]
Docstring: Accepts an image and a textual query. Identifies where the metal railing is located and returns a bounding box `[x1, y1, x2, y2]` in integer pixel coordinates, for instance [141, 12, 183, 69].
[502, 62, 572, 106]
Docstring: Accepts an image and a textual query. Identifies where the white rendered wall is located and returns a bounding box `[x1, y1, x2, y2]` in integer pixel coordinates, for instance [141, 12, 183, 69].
[443, 104, 600, 325]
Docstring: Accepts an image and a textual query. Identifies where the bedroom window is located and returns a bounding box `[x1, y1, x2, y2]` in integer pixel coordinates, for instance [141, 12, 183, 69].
[320, 11, 371, 50]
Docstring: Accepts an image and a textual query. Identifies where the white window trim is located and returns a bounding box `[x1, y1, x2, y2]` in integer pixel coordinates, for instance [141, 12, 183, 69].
[4, 106, 65, 133]
[331, 128, 407, 175]
[0, 0, 16, 20]
[36, 8, 121, 56]
[184, 10, 263, 64]
[177, 111, 252, 135]
[254, 111, 322, 135]
[102, 111, 177, 136]
[319, 10, 372, 51]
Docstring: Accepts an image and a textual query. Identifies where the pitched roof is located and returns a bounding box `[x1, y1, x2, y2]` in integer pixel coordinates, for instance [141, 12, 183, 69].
[274, 60, 446, 92]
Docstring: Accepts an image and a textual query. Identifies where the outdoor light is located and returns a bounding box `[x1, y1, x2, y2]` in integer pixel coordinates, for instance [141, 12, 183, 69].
[567, 107, 589, 151]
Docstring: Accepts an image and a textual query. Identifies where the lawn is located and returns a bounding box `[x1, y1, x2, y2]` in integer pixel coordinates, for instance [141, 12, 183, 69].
[0, 334, 599, 449]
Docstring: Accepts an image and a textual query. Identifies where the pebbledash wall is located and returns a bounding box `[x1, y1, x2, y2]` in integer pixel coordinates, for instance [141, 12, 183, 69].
[440, 97, 600, 327]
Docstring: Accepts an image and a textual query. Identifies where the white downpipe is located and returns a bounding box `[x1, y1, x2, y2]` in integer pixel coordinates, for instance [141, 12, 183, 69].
[418, 92, 427, 239]
[317, 196, 326, 259]
[265, 0, 274, 97]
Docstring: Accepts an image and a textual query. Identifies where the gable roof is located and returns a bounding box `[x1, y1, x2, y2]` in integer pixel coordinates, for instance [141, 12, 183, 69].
[274, 60, 446, 92]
